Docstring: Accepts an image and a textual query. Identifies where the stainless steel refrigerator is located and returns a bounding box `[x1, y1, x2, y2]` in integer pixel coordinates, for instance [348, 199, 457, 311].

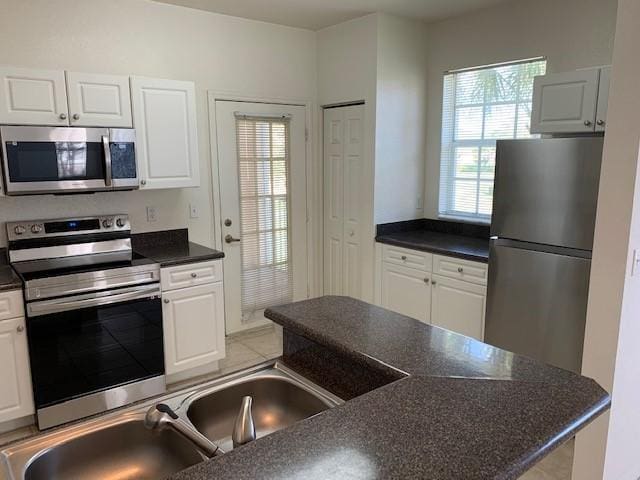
[485, 137, 604, 373]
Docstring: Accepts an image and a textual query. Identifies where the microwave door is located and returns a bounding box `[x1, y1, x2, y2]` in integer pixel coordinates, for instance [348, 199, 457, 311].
[109, 128, 138, 190]
[0, 126, 110, 195]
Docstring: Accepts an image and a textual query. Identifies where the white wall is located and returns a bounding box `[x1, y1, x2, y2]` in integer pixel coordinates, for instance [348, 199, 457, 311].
[317, 14, 378, 301]
[422, 0, 618, 219]
[374, 14, 428, 224]
[0, 0, 316, 248]
[573, 0, 640, 478]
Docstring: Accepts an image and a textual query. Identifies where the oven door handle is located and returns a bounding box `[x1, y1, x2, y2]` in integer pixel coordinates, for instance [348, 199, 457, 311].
[27, 284, 160, 317]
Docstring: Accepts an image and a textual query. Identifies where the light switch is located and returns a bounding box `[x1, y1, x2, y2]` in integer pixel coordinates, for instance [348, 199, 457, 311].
[189, 203, 199, 219]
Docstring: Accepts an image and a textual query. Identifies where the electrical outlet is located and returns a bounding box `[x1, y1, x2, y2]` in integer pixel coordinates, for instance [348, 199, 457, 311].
[146, 206, 157, 223]
[189, 203, 199, 219]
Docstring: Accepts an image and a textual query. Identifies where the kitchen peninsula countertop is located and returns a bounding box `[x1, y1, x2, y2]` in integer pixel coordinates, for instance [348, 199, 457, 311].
[171, 296, 609, 480]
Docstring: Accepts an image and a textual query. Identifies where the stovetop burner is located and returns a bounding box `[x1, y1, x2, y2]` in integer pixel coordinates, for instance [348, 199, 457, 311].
[13, 252, 156, 282]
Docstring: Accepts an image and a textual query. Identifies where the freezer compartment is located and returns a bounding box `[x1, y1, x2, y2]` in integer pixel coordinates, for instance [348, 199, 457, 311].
[491, 137, 603, 251]
[485, 240, 591, 373]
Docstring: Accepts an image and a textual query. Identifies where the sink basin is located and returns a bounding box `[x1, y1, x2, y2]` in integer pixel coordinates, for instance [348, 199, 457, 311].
[23, 418, 203, 480]
[1, 362, 342, 480]
[187, 375, 335, 452]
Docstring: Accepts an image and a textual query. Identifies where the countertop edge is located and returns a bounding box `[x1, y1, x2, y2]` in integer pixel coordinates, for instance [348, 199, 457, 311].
[375, 235, 489, 263]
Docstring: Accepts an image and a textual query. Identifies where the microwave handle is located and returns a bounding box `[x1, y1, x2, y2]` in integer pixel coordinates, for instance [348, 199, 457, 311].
[102, 135, 112, 187]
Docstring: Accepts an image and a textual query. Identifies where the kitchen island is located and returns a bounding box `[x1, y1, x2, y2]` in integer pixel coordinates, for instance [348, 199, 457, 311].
[171, 296, 609, 479]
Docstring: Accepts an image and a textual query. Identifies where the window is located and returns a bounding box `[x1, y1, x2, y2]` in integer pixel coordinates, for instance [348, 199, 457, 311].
[235, 115, 293, 318]
[439, 58, 547, 222]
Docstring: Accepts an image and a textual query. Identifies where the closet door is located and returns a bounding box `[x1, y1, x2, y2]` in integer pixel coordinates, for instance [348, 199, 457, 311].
[323, 105, 365, 298]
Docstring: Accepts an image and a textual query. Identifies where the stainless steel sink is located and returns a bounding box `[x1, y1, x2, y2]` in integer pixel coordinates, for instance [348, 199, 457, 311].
[23, 416, 204, 480]
[1, 362, 342, 480]
[185, 369, 340, 452]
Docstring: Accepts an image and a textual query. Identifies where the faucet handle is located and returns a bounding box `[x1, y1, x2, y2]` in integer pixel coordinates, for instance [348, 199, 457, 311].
[232, 396, 256, 448]
[155, 403, 179, 419]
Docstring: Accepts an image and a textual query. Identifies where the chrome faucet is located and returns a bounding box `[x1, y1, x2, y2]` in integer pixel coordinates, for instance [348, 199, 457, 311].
[232, 396, 256, 448]
[144, 403, 222, 457]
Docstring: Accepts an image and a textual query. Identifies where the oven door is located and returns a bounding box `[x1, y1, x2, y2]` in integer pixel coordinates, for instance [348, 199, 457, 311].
[26, 284, 164, 414]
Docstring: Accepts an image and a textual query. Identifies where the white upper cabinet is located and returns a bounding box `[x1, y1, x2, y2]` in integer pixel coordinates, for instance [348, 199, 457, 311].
[595, 66, 611, 132]
[530, 69, 600, 134]
[65, 71, 132, 127]
[0, 66, 69, 125]
[130, 76, 200, 190]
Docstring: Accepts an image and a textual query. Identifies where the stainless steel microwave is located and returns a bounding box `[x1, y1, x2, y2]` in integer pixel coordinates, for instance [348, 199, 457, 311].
[0, 126, 138, 195]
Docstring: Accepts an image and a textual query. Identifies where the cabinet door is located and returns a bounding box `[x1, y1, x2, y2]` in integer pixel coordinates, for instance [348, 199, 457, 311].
[530, 70, 599, 134]
[323, 104, 365, 298]
[130, 76, 200, 189]
[381, 263, 430, 323]
[595, 66, 611, 132]
[431, 274, 486, 341]
[162, 283, 225, 375]
[0, 65, 68, 125]
[66, 72, 132, 127]
[0, 317, 34, 423]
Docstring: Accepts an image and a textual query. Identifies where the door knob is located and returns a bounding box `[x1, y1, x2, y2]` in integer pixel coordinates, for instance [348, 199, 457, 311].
[163, 299, 170, 304]
[597, 119, 605, 126]
[59, 113, 67, 120]
[584, 120, 592, 127]
[191, 272, 197, 278]
[72, 113, 80, 120]
[457, 267, 464, 273]
[225, 234, 241, 244]
[16, 325, 24, 333]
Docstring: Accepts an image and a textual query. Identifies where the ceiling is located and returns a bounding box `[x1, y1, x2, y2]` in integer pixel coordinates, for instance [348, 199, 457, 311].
[152, 0, 513, 30]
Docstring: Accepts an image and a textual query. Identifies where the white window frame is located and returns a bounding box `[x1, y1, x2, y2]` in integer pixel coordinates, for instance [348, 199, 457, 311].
[439, 57, 547, 224]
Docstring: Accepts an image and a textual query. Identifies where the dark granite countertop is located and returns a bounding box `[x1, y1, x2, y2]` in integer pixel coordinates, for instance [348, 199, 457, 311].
[377, 229, 490, 262]
[0, 248, 22, 292]
[376, 218, 490, 262]
[132, 229, 224, 267]
[171, 296, 609, 480]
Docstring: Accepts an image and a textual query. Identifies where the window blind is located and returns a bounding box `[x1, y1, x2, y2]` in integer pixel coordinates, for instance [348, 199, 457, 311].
[439, 58, 546, 222]
[235, 115, 293, 318]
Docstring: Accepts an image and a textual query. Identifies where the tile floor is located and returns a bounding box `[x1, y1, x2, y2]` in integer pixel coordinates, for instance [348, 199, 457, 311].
[0, 326, 573, 480]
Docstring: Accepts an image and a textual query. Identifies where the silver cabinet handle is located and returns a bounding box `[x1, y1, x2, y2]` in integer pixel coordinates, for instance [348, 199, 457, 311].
[16, 325, 24, 333]
[163, 298, 170, 304]
[401, 255, 407, 261]
[191, 273, 197, 278]
[597, 119, 605, 126]
[432, 280, 437, 286]
[225, 234, 241, 243]
[457, 267, 464, 273]
[140, 179, 147, 186]
[423, 278, 429, 284]
[584, 120, 592, 127]
[59, 113, 67, 120]
[72, 113, 80, 120]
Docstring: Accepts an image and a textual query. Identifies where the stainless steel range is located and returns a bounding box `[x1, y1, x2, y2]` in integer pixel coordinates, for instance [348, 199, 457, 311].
[7, 215, 165, 430]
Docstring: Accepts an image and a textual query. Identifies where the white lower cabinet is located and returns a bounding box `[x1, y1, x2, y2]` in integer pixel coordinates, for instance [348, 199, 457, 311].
[162, 282, 225, 375]
[161, 261, 226, 379]
[0, 314, 34, 423]
[381, 263, 430, 324]
[431, 274, 486, 341]
[377, 246, 487, 340]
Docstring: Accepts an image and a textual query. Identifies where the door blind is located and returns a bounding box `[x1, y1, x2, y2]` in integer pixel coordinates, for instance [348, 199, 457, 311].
[235, 115, 293, 317]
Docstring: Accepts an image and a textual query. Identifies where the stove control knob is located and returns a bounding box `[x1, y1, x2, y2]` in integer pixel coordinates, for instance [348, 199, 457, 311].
[116, 218, 126, 228]
[13, 225, 26, 235]
[31, 224, 42, 234]
[102, 218, 114, 228]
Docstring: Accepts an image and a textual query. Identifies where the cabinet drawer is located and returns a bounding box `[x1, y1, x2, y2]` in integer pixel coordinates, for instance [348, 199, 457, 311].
[382, 245, 432, 272]
[0, 290, 24, 321]
[433, 255, 488, 285]
[161, 260, 222, 291]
